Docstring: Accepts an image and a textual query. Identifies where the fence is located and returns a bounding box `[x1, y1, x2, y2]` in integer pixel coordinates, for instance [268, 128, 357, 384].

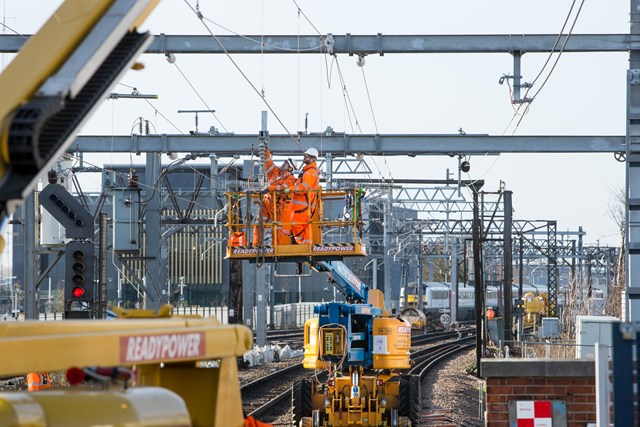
[3, 303, 320, 330]
[495, 339, 611, 359]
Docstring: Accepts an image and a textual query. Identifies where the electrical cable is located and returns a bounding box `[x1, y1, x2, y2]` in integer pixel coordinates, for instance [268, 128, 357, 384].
[334, 58, 362, 134]
[0, 20, 26, 38]
[360, 67, 379, 135]
[201, 16, 322, 52]
[116, 83, 184, 133]
[182, 0, 303, 152]
[66, 155, 215, 213]
[507, 0, 585, 135]
[169, 61, 230, 133]
[291, 0, 322, 36]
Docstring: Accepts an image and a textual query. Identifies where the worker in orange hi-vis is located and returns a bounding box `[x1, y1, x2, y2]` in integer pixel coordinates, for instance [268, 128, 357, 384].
[285, 147, 320, 245]
[486, 307, 495, 320]
[253, 148, 297, 246]
[228, 227, 247, 247]
[26, 372, 53, 391]
[244, 415, 273, 427]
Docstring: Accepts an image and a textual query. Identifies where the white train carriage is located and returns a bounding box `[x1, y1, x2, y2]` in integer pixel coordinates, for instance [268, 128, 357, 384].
[422, 282, 500, 323]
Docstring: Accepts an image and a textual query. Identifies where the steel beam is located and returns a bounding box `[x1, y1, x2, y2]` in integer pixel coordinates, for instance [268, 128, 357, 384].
[627, 0, 640, 321]
[71, 134, 624, 154]
[0, 34, 637, 54]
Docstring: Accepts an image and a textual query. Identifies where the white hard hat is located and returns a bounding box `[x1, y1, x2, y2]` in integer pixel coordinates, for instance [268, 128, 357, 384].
[283, 158, 297, 170]
[304, 147, 319, 158]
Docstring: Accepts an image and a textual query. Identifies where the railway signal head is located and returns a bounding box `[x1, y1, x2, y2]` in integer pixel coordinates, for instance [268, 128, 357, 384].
[65, 241, 94, 302]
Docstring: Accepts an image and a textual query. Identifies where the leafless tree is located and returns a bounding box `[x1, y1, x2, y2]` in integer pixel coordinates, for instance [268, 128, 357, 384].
[605, 186, 625, 319]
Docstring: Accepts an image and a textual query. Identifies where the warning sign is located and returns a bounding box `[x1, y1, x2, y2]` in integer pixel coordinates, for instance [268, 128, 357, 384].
[509, 400, 566, 427]
[516, 401, 552, 427]
[372, 335, 388, 354]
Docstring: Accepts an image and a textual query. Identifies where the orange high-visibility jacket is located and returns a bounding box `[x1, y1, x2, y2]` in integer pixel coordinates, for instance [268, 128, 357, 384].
[244, 416, 273, 427]
[290, 160, 319, 216]
[264, 149, 295, 192]
[229, 231, 247, 246]
[26, 372, 53, 391]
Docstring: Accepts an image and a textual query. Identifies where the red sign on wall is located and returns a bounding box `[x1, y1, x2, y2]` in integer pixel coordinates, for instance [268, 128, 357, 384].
[516, 400, 552, 427]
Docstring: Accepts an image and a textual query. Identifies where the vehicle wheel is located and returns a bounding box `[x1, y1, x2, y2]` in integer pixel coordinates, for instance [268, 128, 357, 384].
[399, 374, 421, 427]
[292, 378, 312, 427]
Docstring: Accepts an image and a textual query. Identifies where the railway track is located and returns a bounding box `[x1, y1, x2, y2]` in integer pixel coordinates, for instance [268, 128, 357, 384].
[241, 363, 307, 420]
[410, 334, 478, 427]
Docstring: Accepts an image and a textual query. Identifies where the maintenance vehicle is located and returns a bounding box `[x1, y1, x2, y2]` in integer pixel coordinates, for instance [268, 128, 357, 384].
[226, 138, 420, 426]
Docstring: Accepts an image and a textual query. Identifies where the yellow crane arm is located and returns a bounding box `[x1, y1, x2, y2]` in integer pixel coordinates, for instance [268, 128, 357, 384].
[0, 0, 160, 248]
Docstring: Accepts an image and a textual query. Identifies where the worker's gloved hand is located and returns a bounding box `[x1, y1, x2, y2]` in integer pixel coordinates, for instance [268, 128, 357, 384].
[261, 188, 269, 195]
[284, 188, 291, 194]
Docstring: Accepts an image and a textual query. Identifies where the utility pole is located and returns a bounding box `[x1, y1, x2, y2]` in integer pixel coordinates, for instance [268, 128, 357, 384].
[23, 192, 36, 319]
[471, 183, 485, 377]
[503, 190, 513, 342]
[144, 152, 162, 310]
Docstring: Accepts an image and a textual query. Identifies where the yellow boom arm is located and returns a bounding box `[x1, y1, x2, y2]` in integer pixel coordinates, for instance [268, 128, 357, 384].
[0, 0, 159, 250]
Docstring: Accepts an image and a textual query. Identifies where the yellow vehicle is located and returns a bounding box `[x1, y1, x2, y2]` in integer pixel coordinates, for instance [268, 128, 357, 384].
[400, 307, 428, 330]
[0, 309, 253, 426]
[524, 291, 546, 325]
[296, 261, 418, 427]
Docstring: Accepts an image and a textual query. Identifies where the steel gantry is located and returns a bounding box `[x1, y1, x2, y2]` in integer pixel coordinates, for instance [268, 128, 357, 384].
[5, 20, 636, 316]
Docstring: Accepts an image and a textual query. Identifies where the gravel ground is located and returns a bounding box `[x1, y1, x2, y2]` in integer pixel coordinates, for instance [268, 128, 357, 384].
[422, 348, 485, 426]
[238, 356, 303, 387]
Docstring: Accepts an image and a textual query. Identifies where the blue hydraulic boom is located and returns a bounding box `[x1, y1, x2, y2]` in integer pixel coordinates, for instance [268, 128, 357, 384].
[314, 260, 369, 304]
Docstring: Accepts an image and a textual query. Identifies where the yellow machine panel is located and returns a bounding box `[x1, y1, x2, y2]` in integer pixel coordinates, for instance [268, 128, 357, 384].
[0, 317, 253, 427]
[372, 317, 411, 370]
[0, 387, 191, 427]
[303, 318, 319, 369]
[320, 327, 345, 357]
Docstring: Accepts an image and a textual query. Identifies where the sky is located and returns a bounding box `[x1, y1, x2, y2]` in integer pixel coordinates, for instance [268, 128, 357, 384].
[0, 0, 630, 247]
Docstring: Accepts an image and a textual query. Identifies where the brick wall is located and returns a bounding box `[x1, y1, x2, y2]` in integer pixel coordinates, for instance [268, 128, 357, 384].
[482, 359, 596, 427]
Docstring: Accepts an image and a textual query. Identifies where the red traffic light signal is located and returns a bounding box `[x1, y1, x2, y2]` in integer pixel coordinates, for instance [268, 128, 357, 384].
[64, 241, 94, 303]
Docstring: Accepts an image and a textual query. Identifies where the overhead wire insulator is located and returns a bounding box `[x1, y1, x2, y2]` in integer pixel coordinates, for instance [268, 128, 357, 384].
[47, 170, 58, 184]
[128, 169, 139, 189]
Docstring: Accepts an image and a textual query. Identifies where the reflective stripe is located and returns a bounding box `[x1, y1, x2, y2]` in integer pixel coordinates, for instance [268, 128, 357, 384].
[301, 182, 311, 190]
[291, 200, 307, 207]
[265, 164, 275, 174]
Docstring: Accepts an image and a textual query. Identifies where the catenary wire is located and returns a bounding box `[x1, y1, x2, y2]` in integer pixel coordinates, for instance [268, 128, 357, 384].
[0, 21, 26, 38]
[508, 0, 584, 135]
[116, 83, 184, 133]
[201, 16, 322, 52]
[168, 61, 230, 133]
[510, 0, 584, 134]
[182, 0, 303, 152]
[291, 0, 323, 36]
[289, 0, 392, 183]
[360, 66, 379, 134]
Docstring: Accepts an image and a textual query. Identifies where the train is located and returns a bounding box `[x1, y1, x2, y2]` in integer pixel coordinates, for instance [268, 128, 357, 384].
[400, 281, 565, 326]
